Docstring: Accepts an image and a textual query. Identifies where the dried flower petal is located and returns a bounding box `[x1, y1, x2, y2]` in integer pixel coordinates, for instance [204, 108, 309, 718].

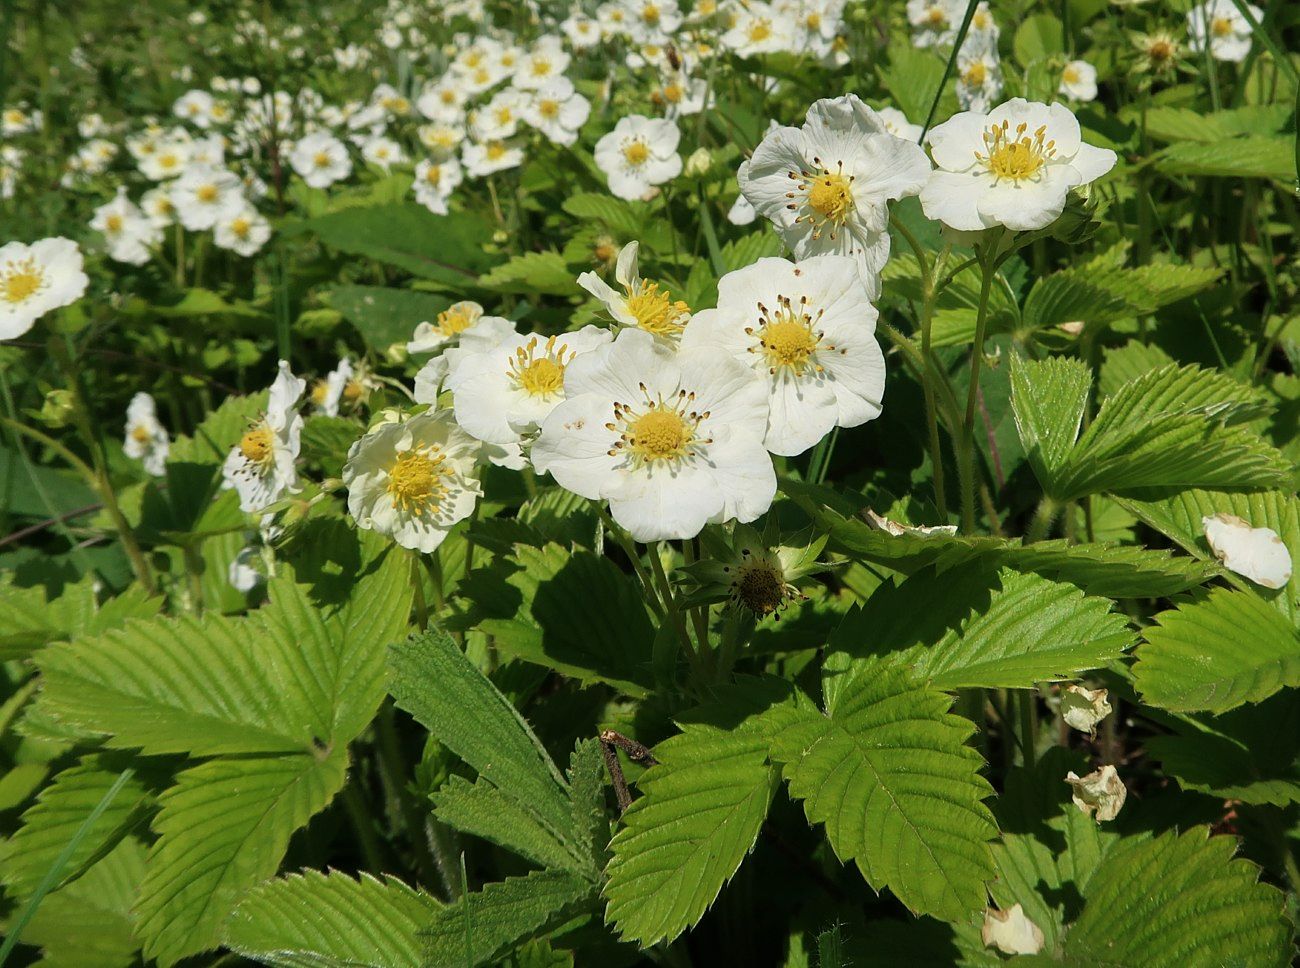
[1061, 684, 1112, 735]
[864, 509, 958, 538]
[1066, 765, 1127, 823]
[981, 903, 1045, 955]
[1202, 513, 1292, 589]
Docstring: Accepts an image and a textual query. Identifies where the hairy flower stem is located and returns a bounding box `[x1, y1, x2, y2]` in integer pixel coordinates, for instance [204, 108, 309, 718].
[958, 252, 996, 533]
[648, 541, 703, 681]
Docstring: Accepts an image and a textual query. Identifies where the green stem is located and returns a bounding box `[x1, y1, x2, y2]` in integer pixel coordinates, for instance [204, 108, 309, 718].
[340, 779, 388, 874]
[648, 541, 700, 673]
[921, 244, 951, 515]
[1018, 690, 1038, 765]
[410, 551, 429, 631]
[375, 701, 440, 890]
[958, 254, 996, 533]
[1025, 496, 1060, 544]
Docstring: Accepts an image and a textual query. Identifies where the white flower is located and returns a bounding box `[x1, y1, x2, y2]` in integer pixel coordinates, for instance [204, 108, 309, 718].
[624, 0, 682, 43]
[739, 94, 931, 299]
[417, 122, 465, 160]
[906, 0, 961, 48]
[290, 131, 353, 188]
[532, 328, 775, 542]
[343, 408, 483, 553]
[921, 98, 1117, 232]
[1202, 512, 1292, 589]
[956, 52, 1003, 113]
[682, 255, 884, 456]
[981, 904, 1045, 956]
[228, 545, 265, 592]
[139, 137, 191, 180]
[1059, 59, 1099, 102]
[961, 2, 1000, 56]
[361, 135, 406, 170]
[1061, 684, 1112, 735]
[408, 301, 489, 354]
[309, 357, 354, 416]
[1065, 765, 1127, 823]
[213, 206, 271, 257]
[412, 158, 464, 215]
[594, 115, 682, 201]
[655, 68, 709, 119]
[462, 139, 525, 177]
[562, 14, 602, 48]
[722, 1, 793, 55]
[91, 189, 160, 266]
[578, 241, 691, 342]
[418, 78, 469, 123]
[414, 313, 516, 399]
[727, 191, 757, 225]
[471, 88, 527, 141]
[222, 361, 305, 512]
[877, 106, 923, 143]
[513, 46, 572, 90]
[524, 78, 591, 147]
[448, 326, 613, 446]
[123, 392, 170, 476]
[174, 89, 214, 127]
[170, 165, 245, 231]
[140, 186, 177, 228]
[0, 238, 88, 340]
[1188, 0, 1261, 63]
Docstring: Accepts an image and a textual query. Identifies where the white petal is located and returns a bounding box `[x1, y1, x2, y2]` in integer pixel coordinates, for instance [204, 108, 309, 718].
[1203, 513, 1292, 589]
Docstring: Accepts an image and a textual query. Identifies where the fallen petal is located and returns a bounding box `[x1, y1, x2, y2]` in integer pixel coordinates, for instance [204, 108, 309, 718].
[1066, 765, 1127, 823]
[981, 903, 1045, 955]
[1202, 513, 1292, 589]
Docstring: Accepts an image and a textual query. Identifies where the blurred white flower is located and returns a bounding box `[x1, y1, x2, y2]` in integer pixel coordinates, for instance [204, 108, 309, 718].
[1060, 59, 1099, 102]
[290, 131, 353, 188]
[123, 392, 170, 477]
[594, 115, 682, 200]
[213, 206, 271, 257]
[222, 361, 304, 512]
[1188, 0, 1261, 63]
[0, 237, 88, 340]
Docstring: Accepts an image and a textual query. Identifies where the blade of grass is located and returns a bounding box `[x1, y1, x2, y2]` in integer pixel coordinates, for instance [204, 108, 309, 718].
[0, 768, 136, 966]
[919, 0, 981, 141]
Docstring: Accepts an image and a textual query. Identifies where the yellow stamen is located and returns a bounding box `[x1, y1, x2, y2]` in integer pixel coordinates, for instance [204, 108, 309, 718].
[239, 425, 274, 466]
[748, 295, 824, 376]
[386, 447, 450, 516]
[0, 258, 44, 305]
[625, 282, 690, 338]
[975, 120, 1056, 183]
[508, 336, 571, 398]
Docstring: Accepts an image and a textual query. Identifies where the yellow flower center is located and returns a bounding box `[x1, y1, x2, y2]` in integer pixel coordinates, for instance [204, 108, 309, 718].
[495, 106, 513, 124]
[750, 298, 824, 376]
[531, 58, 552, 76]
[310, 379, 330, 406]
[196, 184, 219, 203]
[386, 447, 450, 516]
[608, 391, 710, 467]
[663, 82, 683, 103]
[805, 12, 822, 30]
[314, 151, 332, 168]
[105, 213, 124, 233]
[963, 61, 987, 86]
[642, 3, 660, 23]
[1062, 65, 1079, 84]
[508, 336, 571, 398]
[805, 169, 854, 223]
[926, 6, 946, 26]
[1211, 16, 1233, 37]
[625, 282, 690, 338]
[435, 303, 478, 337]
[231, 217, 251, 238]
[486, 141, 508, 161]
[159, 154, 178, 169]
[972, 9, 990, 29]
[1, 259, 44, 305]
[1149, 39, 1175, 62]
[239, 425, 275, 466]
[622, 139, 650, 166]
[440, 89, 457, 105]
[539, 99, 560, 119]
[343, 379, 365, 403]
[748, 18, 773, 42]
[425, 166, 442, 185]
[131, 425, 153, 444]
[977, 120, 1056, 182]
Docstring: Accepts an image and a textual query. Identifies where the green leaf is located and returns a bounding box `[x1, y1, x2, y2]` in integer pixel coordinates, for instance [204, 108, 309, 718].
[604, 679, 797, 946]
[1014, 14, 1064, 67]
[1139, 104, 1292, 143]
[225, 870, 440, 968]
[1154, 137, 1297, 181]
[0, 759, 151, 900]
[1117, 488, 1300, 624]
[300, 204, 496, 284]
[135, 750, 349, 967]
[420, 869, 594, 967]
[832, 563, 1133, 690]
[562, 193, 645, 238]
[36, 538, 409, 754]
[565, 739, 610, 875]
[1135, 586, 1300, 713]
[330, 285, 449, 352]
[1098, 340, 1176, 398]
[717, 231, 783, 273]
[0, 576, 160, 661]
[20, 838, 147, 968]
[1062, 827, 1292, 967]
[152, 287, 266, 320]
[448, 544, 657, 696]
[479, 251, 580, 296]
[433, 775, 577, 872]
[389, 629, 574, 848]
[167, 390, 267, 466]
[1010, 355, 1092, 487]
[880, 40, 949, 123]
[768, 661, 997, 922]
[1021, 262, 1220, 332]
[1146, 692, 1300, 806]
[300, 415, 360, 478]
[1048, 364, 1289, 500]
